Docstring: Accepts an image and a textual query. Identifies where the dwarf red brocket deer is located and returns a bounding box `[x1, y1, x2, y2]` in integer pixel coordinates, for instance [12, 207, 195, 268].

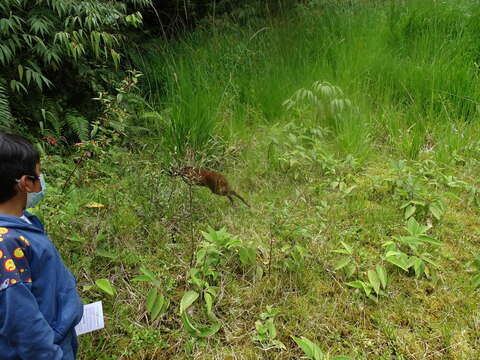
[172, 167, 250, 207]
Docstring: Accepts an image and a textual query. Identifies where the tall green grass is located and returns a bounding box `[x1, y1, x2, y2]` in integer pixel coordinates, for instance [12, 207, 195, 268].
[134, 0, 480, 161]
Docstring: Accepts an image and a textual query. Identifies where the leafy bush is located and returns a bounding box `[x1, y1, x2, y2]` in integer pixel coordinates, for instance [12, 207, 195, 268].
[0, 0, 151, 133]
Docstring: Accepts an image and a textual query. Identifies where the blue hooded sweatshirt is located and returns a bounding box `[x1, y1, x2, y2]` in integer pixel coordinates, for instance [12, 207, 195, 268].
[0, 212, 83, 359]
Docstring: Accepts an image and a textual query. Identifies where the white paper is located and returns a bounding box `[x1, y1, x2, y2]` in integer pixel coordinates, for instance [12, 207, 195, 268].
[75, 301, 105, 336]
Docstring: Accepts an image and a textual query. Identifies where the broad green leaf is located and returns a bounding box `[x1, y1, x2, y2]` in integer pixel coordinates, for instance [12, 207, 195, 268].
[151, 294, 168, 321]
[95, 278, 115, 296]
[180, 290, 199, 314]
[180, 311, 221, 338]
[367, 269, 381, 295]
[420, 254, 439, 267]
[255, 265, 264, 280]
[345, 280, 364, 289]
[343, 185, 356, 195]
[471, 256, 480, 271]
[255, 320, 267, 335]
[419, 236, 442, 246]
[406, 217, 428, 236]
[95, 248, 117, 259]
[385, 250, 403, 258]
[429, 204, 443, 220]
[404, 205, 416, 219]
[334, 257, 351, 271]
[265, 318, 277, 338]
[139, 266, 157, 282]
[291, 336, 324, 360]
[239, 246, 256, 266]
[139, 267, 161, 287]
[400, 201, 412, 209]
[131, 275, 151, 282]
[361, 282, 373, 297]
[444, 192, 461, 200]
[413, 257, 425, 279]
[386, 255, 411, 272]
[197, 321, 221, 337]
[376, 265, 388, 289]
[204, 292, 214, 315]
[401, 236, 423, 247]
[146, 288, 157, 313]
[332, 357, 353, 360]
[181, 311, 200, 336]
[340, 241, 353, 255]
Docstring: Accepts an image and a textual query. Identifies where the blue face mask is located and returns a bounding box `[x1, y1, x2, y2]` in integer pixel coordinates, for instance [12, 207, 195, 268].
[26, 174, 46, 209]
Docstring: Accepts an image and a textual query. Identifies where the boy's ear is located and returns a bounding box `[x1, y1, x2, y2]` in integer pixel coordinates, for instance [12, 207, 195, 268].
[16, 176, 37, 193]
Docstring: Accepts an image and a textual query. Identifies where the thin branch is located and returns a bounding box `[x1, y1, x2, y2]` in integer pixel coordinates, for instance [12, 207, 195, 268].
[62, 151, 89, 193]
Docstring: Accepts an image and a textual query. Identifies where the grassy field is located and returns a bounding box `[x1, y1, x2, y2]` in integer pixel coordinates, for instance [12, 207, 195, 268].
[35, 0, 480, 358]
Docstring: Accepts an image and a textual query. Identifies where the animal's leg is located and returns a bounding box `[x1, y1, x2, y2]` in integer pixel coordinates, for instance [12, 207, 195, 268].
[227, 195, 235, 205]
[231, 191, 250, 208]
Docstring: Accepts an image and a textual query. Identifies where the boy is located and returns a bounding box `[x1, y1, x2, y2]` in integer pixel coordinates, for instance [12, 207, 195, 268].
[0, 131, 83, 359]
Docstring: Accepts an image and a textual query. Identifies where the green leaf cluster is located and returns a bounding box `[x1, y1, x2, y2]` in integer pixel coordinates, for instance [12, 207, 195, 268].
[383, 217, 441, 279]
[252, 305, 286, 350]
[132, 267, 170, 322]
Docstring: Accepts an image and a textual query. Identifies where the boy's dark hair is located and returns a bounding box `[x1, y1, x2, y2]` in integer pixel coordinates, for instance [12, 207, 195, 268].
[0, 131, 40, 203]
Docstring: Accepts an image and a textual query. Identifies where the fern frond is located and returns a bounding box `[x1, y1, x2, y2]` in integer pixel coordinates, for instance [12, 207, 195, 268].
[0, 80, 12, 128]
[65, 111, 89, 141]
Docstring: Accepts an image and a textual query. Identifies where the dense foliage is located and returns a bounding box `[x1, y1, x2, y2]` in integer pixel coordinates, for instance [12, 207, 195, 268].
[0, 0, 153, 138]
[4, 0, 480, 358]
[0, 0, 291, 140]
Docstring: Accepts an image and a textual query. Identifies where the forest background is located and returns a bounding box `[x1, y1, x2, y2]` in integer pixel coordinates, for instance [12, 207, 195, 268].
[1, 0, 480, 359]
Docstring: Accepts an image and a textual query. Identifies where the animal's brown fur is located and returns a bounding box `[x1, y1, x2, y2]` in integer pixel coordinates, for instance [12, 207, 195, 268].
[173, 167, 250, 207]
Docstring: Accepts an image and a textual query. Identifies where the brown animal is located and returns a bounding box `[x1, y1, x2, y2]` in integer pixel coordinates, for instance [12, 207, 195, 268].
[173, 167, 250, 207]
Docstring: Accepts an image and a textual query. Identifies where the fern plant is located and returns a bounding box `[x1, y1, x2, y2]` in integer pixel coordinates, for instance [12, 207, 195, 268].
[0, 80, 12, 128]
[65, 111, 90, 141]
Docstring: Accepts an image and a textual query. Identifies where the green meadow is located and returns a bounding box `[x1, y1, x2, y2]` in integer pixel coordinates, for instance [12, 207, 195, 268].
[34, 0, 480, 358]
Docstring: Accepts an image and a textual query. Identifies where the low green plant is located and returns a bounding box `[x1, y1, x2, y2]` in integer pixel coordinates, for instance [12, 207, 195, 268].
[132, 267, 170, 322]
[252, 305, 285, 350]
[330, 176, 357, 197]
[192, 227, 241, 288]
[383, 217, 441, 279]
[279, 243, 307, 272]
[283, 81, 355, 131]
[192, 227, 259, 286]
[269, 122, 339, 179]
[332, 241, 357, 279]
[180, 227, 257, 338]
[345, 265, 388, 303]
[386, 161, 447, 221]
[179, 290, 221, 338]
